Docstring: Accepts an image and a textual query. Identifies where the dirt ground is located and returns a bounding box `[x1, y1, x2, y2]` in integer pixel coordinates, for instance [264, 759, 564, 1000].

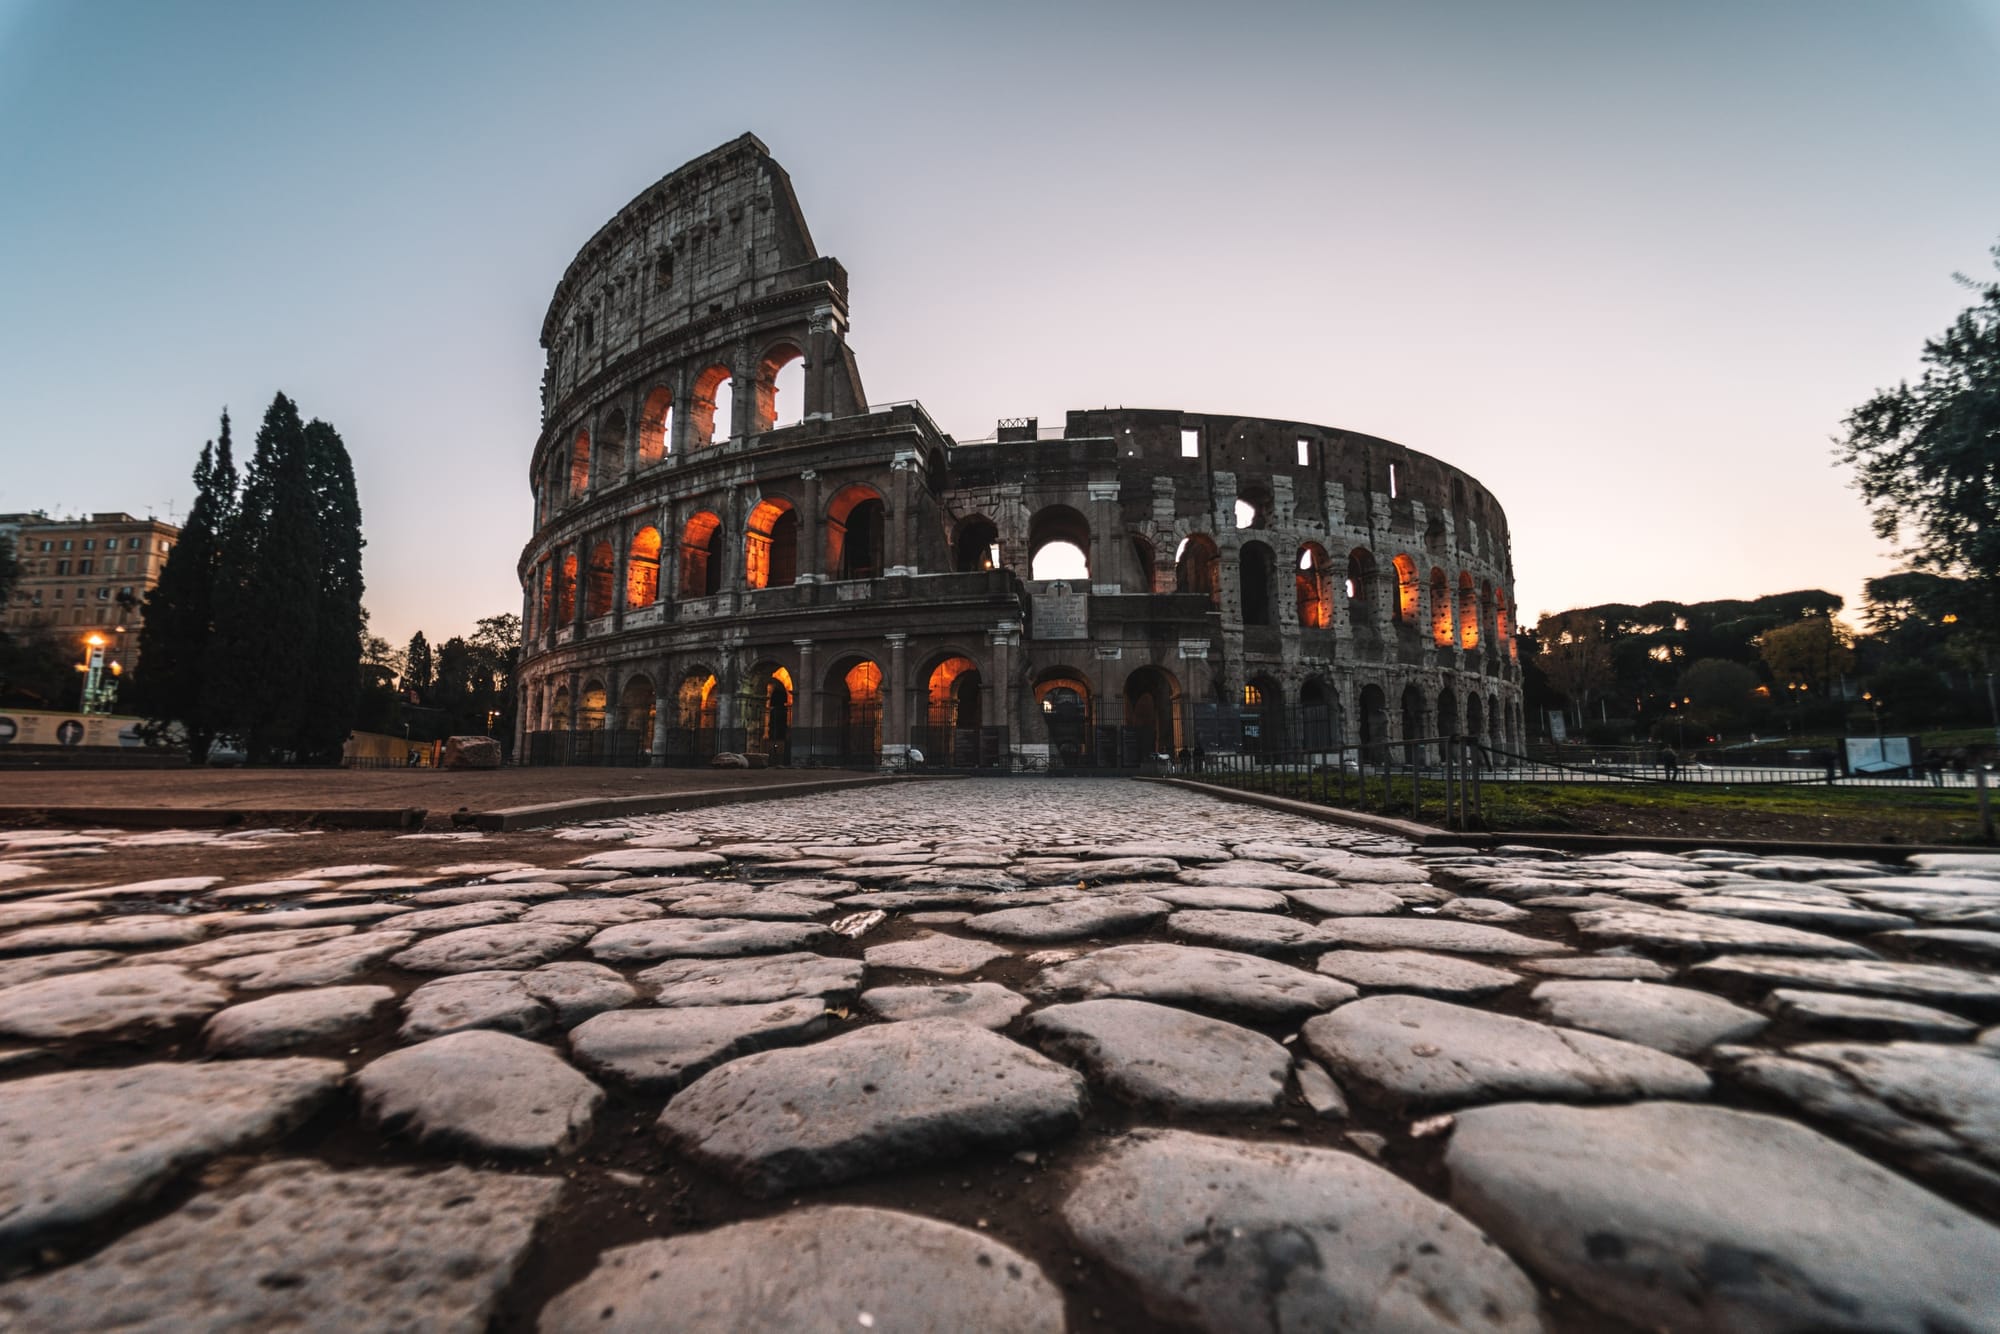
[0, 766, 868, 817]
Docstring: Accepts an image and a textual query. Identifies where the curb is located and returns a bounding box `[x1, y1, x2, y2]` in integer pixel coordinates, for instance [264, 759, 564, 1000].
[0, 806, 427, 830]
[461, 773, 925, 831]
[1147, 778, 1449, 842]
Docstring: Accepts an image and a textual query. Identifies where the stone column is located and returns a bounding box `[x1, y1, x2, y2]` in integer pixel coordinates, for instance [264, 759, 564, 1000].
[731, 351, 757, 441]
[889, 453, 916, 574]
[1087, 479, 1122, 594]
[650, 658, 672, 764]
[804, 307, 833, 420]
[611, 521, 627, 630]
[794, 638, 818, 762]
[798, 470, 822, 582]
[884, 632, 910, 761]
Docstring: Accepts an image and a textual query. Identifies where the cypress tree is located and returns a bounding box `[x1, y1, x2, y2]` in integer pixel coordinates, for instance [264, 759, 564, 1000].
[134, 412, 236, 760]
[211, 393, 320, 762]
[297, 417, 364, 762]
[405, 630, 434, 703]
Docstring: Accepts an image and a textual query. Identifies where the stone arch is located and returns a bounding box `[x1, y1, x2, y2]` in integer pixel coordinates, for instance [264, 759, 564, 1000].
[637, 386, 672, 466]
[569, 428, 591, 496]
[752, 341, 805, 433]
[1176, 533, 1220, 606]
[741, 660, 794, 761]
[1438, 684, 1459, 738]
[1028, 504, 1091, 581]
[827, 656, 884, 762]
[675, 668, 719, 732]
[1400, 683, 1427, 761]
[689, 364, 733, 446]
[678, 512, 724, 597]
[619, 674, 657, 736]
[538, 563, 555, 631]
[578, 678, 609, 731]
[1430, 567, 1453, 646]
[627, 527, 662, 608]
[549, 683, 572, 730]
[953, 515, 1000, 573]
[745, 497, 799, 590]
[1296, 543, 1332, 629]
[1481, 578, 1497, 648]
[1346, 548, 1377, 626]
[1128, 534, 1157, 594]
[557, 550, 578, 623]
[1243, 672, 1284, 753]
[922, 652, 984, 732]
[1123, 664, 1180, 757]
[826, 484, 887, 580]
[1458, 571, 1480, 649]
[1299, 676, 1338, 749]
[585, 540, 616, 619]
[1393, 554, 1420, 624]
[1034, 666, 1093, 764]
[1239, 540, 1277, 626]
[1358, 683, 1387, 762]
[596, 407, 628, 488]
[1465, 692, 1484, 748]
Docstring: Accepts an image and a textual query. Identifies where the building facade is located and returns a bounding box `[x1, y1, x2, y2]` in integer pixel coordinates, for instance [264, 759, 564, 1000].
[516, 136, 1523, 767]
[2, 511, 179, 678]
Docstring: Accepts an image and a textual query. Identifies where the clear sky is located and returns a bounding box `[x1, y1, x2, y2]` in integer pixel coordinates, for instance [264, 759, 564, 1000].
[3, 0, 1997, 649]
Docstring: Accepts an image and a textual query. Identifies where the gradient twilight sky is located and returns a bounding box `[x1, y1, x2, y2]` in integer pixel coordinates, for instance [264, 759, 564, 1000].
[3, 0, 1998, 650]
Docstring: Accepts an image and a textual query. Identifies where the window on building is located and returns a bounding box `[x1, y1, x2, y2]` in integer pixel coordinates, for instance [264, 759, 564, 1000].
[1389, 463, 1399, 498]
[97, 587, 110, 600]
[1180, 429, 1199, 459]
[55, 559, 68, 575]
[78, 558, 91, 574]
[52, 588, 63, 600]
[1243, 684, 1263, 706]
[38, 541, 50, 552]
[1297, 437, 1311, 466]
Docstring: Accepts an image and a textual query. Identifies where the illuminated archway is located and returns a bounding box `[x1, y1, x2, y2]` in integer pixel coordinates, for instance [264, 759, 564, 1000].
[690, 365, 733, 445]
[830, 658, 883, 761]
[1123, 665, 1180, 757]
[578, 679, 608, 731]
[568, 429, 591, 496]
[1028, 505, 1091, 581]
[627, 527, 661, 608]
[826, 484, 886, 580]
[1346, 548, 1376, 626]
[954, 515, 1000, 573]
[1458, 571, 1480, 649]
[1393, 554, 1420, 624]
[557, 550, 578, 623]
[637, 387, 672, 466]
[924, 655, 982, 732]
[753, 343, 805, 433]
[679, 512, 724, 597]
[745, 498, 799, 590]
[585, 541, 615, 619]
[620, 675, 657, 736]
[676, 671, 718, 732]
[742, 663, 794, 760]
[1296, 543, 1331, 628]
[1176, 533, 1220, 606]
[1430, 567, 1453, 646]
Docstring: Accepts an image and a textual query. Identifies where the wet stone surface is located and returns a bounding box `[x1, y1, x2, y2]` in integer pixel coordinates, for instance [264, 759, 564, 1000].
[2, 781, 1999, 1329]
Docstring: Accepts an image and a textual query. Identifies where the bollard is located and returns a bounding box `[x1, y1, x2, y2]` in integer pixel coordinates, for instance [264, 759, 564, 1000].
[1981, 767, 1996, 844]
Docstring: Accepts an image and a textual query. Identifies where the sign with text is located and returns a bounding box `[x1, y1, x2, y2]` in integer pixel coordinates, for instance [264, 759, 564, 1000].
[0, 711, 145, 748]
[1032, 582, 1089, 640]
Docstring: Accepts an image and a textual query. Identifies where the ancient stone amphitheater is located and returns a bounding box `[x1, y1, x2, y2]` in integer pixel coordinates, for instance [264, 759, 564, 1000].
[517, 135, 1523, 767]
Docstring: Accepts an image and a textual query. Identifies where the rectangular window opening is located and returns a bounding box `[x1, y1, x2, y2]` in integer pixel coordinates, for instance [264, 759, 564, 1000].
[1389, 463, 1399, 498]
[1180, 428, 1199, 459]
[1296, 437, 1311, 466]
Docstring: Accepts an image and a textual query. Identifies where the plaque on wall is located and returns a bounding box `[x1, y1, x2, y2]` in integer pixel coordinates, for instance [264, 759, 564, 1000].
[1032, 582, 1089, 640]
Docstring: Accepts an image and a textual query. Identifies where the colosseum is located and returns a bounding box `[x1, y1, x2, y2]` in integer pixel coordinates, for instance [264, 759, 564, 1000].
[517, 135, 1523, 770]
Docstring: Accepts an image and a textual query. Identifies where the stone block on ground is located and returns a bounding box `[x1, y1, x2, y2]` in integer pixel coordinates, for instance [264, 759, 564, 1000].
[355, 1030, 603, 1158]
[568, 1000, 829, 1092]
[1028, 998, 1289, 1113]
[1029, 943, 1355, 1021]
[441, 735, 503, 770]
[203, 985, 394, 1055]
[0, 964, 229, 1040]
[1529, 980, 1767, 1056]
[861, 982, 1029, 1030]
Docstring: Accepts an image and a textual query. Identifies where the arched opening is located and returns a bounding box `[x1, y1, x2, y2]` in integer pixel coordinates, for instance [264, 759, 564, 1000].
[1239, 541, 1276, 626]
[620, 675, 657, 737]
[557, 550, 578, 623]
[569, 429, 591, 496]
[637, 387, 672, 466]
[753, 344, 805, 433]
[1233, 498, 1259, 530]
[578, 679, 609, 731]
[1296, 543, 1332, 629]
[1466, 693, 1484, 749]
[953, 516, 1000, 573]
[1431, 567, 1453, 646]
[1034, 668, 1092, 767]
[1495, 587, 1511, 643]
[585, 540, 615, 619]
[1028, 505, 1092, 582]
[1400, 684, 1426, 763]
[833, 659, 883, 763]
[745, 498, 799, 590]
[627, 527, 661, 608]
[1437, 685, 1459, 739]
[549, 684, 572, 731]
[742, 663, 793, 762]
[924, 655, 983, 733]
[1458, 571, 1480, 649]
[1123, 665, 1179, 758]
[1242, 674, 1284, 753]
[596, 409, 628, 488]
[1128, 534, 1156, 593]
[1393, 554, 1420, 624]
[678, 512, 724, 598]
[538, 563, 554, 633]
[1176, 533, 1220, 607]
[676, 671, 718, 732]
[1345, 549, 1377, 627]
[1481, 579, 1497, 648]
[690, 365, 733, 446]
[827, 485, 887, 580]
[1300, 677, 1336, 749]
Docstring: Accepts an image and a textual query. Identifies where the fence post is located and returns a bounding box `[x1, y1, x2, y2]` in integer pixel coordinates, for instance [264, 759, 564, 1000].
[1980, 767, 1995, 844]
[1470, 738, 1483, 824]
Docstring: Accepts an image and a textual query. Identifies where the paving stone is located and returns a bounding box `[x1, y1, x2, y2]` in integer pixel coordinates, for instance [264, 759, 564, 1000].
[1315, 948, 1520, 999]
[1028, 998, 1288, 1113]
[0, 916, 211, 954]
[1879, 927, 2000, 962]
[662, 890, 834, 920]
[963, 894, 1169, 942]
[1165, 908, 1324, 953]
[389, 923, 594, 974]
[517, 898, 664, 927]
[1688, 955, 2000, 1017]
[45, 875, 223, 900]
[1520, 954, 1674, 980]
[226, 903, 415, 928]
[401, 973, 551, 1042]
[384, 901, 529, 932]
[0, 1058, 343, 1263]
[1030, 943, 1356, 1020]
[1676, 896, 1914, 933]
[0, 901, 98, 927]
[536, 1206, 1063, 1333]
[356, 1030, 603, 1157]
[752, 876, 853, 896]
[522, 960, 637, 1024]
[1572, 907, 1877, 958]
[203, 985, 395, 1055]
[640, 951, 863, 1007]
[1297, 856, 1435, 885]
[1145, 884, 1288, 910]
[1017, 855, 1182, 884]
[1908, 852, 2000, 876]
[1724, 1041, 2000, 1198]
[712, 840, 803, 859]
[1062, 1129, 1543, 1333]
[590, 917, 831, 962]
[571, 848, 728, 873]
[200, 931, 419, 989]
[0, 949, 120, 989]
[622, 830, 707, 849]
[1315, 917, 1566, 956]
[407, 883, 573, 906]
[1293, 1057, 1349, 1118]
[659, 1018, 1085, 1196]
[1766, 987, 1979, 1040]
[569, 999, 830, 1092]
[860, 982, 1030, 1029]
[1445, 1100, 2000, 1333]
[1530, 980, 1767, 1056]
[1433, 897, 1532, 923]
[0, 1160, 561, 1333]
[894, 867, 1023, 891]
[904, 909, 973, 924]
[1302, 994, 1710, 1111]
[492, 868, 630, 884]
[136, 924, 358, 966]
[1083, 839, 1231, 861]
[854, 935, 1006, 980]
[1176, 863, 1342, 890]
[0, 964, 231, 1040]
[835, 888, 992, 910]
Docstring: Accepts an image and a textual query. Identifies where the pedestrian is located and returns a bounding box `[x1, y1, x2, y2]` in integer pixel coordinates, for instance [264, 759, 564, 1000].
[1193, 744, 1206, 774]
[1661, 746, 1680, 782]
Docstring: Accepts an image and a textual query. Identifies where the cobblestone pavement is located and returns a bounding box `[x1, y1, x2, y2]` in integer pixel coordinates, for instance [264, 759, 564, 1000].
[3, 778, 2000, 1331]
